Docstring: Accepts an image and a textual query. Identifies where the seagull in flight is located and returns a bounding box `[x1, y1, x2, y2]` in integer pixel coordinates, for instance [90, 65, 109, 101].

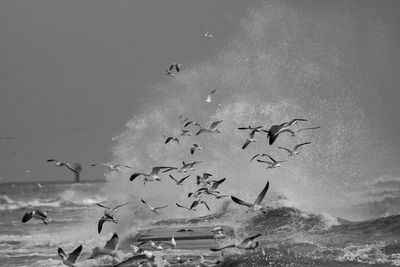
[196, 173, 213, 186]
[164, 136, 180, 144]
[242, 128, 261, 150]
[96, 202, 129, 219]
[277, 142, 311, 156]
[257, 155, 286, 169]
[190, 144, 203, 155]
[210, 234, 261, 251]
[205, 89, 216, 103]
[98, 215, 118, 234]
[46, 159, 78, 173]
[179, 129, 191, 136]
[196, 120, 223, 135]
[129, 166, 175, 184]
[89, 232, 121, 261]
[204, 31, 214, 38]
[22, 209, 48, 225]
[231, 181, 269, 211]
[141, 199, 168, 214]
[266, 125, 296, 145]
[184, 121, 202, 128]
[163, 161, 202, 173]
[190, 199, 210, 211]
[169, 63, 182, 72]
[91, 163, 133, 172]
[58, 244, 83, 267]
[169, 174, 191, 185]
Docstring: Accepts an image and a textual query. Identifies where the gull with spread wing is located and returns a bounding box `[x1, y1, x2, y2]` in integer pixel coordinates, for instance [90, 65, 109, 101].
[231, 181, 269, 211]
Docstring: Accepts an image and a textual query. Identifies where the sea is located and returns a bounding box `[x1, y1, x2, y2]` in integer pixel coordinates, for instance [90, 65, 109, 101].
[2, 181, 400, 267]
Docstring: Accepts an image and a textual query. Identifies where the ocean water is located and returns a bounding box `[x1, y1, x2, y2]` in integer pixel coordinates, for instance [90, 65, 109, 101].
[2, 181, 400, 266]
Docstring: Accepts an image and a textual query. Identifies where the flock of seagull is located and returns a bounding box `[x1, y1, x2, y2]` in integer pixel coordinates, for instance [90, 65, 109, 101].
[18, 30, 321, 266]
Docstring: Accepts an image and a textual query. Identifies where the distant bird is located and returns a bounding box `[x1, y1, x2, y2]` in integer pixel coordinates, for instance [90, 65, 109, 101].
[98, 215, 118, 234]
[165, 136, 180, 144]
[231, 181, 269, 211]
[204, 31, 214, 38]
[196, 120, 223, 135]
[141, 199, 168, 214]
[277, 142, 311, 156]
[190, 199, 210, 211]
[58, 245, 83, 266]
[206, 177, 226, 193]
[96, 202, 129, 219]
[187, 187, 210, 198]
[206, 89, 216, 103]
[210, 234, 261, 251]
[169, 63, 182, 72]
[257, 154, 286, 169]
[163, 161, 202, 173]
[169, 174, 191, 185]
[281, 118, 308, 127]
[176, 203, 193, 211]
[91, 163, 133, 172]
[46, 159, 78, 173]
[130, 166, 175, 184]
[297, 126, 322, 133]
[89, 232, 121, 261]
[37, 183, 43, 188]
[196, 173, 213, 186]
[179, 129, 191, 136]
[190, 144, 203, 155]
[22, 209, 48, 225]
[249, 153, 269, 163]
[184, 121, 202, 128]
[242, 129, 260, 149]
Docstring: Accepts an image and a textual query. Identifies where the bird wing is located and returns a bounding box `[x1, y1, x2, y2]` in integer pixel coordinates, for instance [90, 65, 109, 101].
[178, 174, 191, 184]
[184, 121, 193, 127]
[256, 159, 273, 165]
[277, 146, 292, 153]
[113, 202, 129, 211]
[168, 174, 179, 183]
[67, 244, 83, 263]
[176, 203, 191, 210]
[288, 118, 307, 126]
[98, 217, 106, 234]
[189, 201, 199, 210]
[175, 64, 181, 72]
[297, 126, 321, 133]
[231, 196, 253, 208]
[249, 154, 260, 163]
[201, 201, 210, 211]
[196, 128, 205, 136]
[242, 140, 251, 150]
[91, 163, 110, 167]
[141, 199, 153, 210]
[96, 203, 110, 209]
[210, 244, 235, 251]
[154, 205, 168, 211]
[22, 212, 33, 223]
[130, 173, 145, 181]
[57, 247, 67, 259]
[254, 181, 269, 206]
[169, 64, 174, 71]
[104, 233, 119, 250]
[209, 120, 223, 130]
[162, 167, 178, 173]
[190, 147, 196, 154]
[152, 166, 176, 174]
[294, 142, 311, 150]
[210, 178, 226, 190]
[265, 154, 277, 163]
[64, 163, 78, 173]
[210, 89, 216, 95]
[46, 159, 58, 162]
[165, 137, 173, 144]
[249, 129, 257, 139]
[120, 165, 134, 169]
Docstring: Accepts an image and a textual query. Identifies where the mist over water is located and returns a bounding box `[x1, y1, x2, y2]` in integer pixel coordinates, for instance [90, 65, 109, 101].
[103, 1, 398, 222]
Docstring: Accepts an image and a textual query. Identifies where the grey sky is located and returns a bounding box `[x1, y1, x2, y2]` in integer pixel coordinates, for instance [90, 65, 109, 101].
[1, 0, 400, 189]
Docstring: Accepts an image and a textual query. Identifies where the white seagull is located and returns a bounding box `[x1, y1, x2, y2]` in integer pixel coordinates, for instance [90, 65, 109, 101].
[277, 142, 311, 156]
[129, 166, 175, 184]
[242, 128, 260, 150]
[89, 232, 121, 261]
[46, 159, 78, 173]
[22, 209, 48, 225]
[205, 89, 216, 103]
[196, 120, 223, 135]
[141, 199, 168, 214]
[231, 181, 269, 211]
[256, 155, 286, 169]
[210, 234, 261, 251]
[58, 244, 83, 267]
[169, 174, 191, 185]
[91, 163, 133, 172]
[96, 202, 129, 219]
